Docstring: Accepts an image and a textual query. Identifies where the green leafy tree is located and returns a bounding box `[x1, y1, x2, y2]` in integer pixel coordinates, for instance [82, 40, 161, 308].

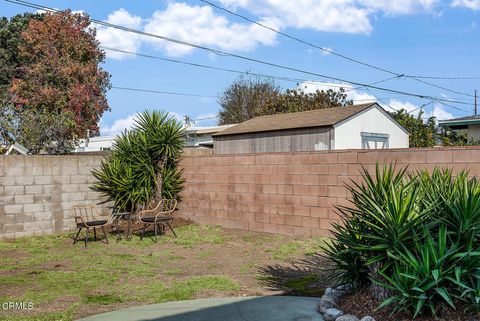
[2, 10, 111, 153]
[217, 75, 353, 124]
[390, 109, 437, 147]
[0, 13, 42, 145]
[258, 87, 353, 116]
[91, 111, 185, 213]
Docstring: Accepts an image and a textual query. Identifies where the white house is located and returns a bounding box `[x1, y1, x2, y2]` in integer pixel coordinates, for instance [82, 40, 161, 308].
[75, 135, 116, 153]
[438, 115, 480, 143]
[212, 103, 409, 154]
[74, 124, 236, 152]
[185, 124, 236, 148]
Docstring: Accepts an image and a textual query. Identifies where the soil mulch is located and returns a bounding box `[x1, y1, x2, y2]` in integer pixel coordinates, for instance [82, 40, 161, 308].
[339, 290, 480, 321]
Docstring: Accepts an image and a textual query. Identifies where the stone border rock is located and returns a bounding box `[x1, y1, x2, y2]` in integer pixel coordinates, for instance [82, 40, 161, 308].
[317, 285, 375, 321]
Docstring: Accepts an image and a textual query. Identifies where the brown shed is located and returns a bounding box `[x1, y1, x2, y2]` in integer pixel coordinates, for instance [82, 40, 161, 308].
[212, 103, 409, 154]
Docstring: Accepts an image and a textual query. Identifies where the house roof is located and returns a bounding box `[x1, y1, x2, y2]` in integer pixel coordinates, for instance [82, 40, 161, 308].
[438, 115, 480, 127]
[213, 103, 378, 137]
[186, 124, 236, 135]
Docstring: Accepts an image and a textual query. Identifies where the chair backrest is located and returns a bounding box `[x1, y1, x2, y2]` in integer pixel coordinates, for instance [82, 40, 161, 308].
[73, 205, 96, 223]
[159, 199, 177, 214]
[146, 199, 177, 216]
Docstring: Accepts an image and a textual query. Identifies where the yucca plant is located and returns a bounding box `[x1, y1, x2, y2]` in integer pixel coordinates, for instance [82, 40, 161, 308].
[325, 164, 430, 299]
[91, 110, 185, 212]
[377, 226, 458, 317]
[322, 213, 370, 288]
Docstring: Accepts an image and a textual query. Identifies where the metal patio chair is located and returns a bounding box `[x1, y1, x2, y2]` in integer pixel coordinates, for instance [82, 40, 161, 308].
[73, 205, 110, 248]
[138, 199, 177, 242]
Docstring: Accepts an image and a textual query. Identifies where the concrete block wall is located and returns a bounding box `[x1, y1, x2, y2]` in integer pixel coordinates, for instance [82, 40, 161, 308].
[2, 147, 480, 239]
[0, 155, 107, 239]
[178, 147, 480, 237]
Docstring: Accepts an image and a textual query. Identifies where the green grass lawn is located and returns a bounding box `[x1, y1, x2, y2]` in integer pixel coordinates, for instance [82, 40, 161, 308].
[0, 225, 328, 321]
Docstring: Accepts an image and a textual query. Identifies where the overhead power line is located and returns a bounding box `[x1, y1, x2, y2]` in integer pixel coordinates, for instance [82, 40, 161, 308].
[5, 0, 475, 108]
[200, 0, 475, 98]
[404, 75, 480, 80]
[102, 46, 400, 93]
[111, 86, 216, 98]
[103, 47, 472, 112]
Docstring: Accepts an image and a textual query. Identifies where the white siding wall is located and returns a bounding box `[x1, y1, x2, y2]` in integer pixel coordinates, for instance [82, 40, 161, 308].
[333, 106, 409, 150]
[468, 125, 480, 142]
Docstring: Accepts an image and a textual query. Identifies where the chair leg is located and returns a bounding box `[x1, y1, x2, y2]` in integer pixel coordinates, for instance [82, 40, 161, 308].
[166, 221, 177, 238]
[94, 227, 97, 241]
[101, 226, 109, 244]
[85, 228, 89, 248]
[154, 223, 158, 243]
[140, 224, 147, 240]
[73, 227, 82, 245]
[157, 224, 162, 235]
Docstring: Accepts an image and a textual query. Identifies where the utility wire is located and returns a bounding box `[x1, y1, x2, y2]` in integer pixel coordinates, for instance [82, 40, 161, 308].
[111, 86, 216, 98]
[405, 75, 480, 80]
[5, 0, 475, 107]
[200, 0, 475, 98]
[102, 46, 402, 95]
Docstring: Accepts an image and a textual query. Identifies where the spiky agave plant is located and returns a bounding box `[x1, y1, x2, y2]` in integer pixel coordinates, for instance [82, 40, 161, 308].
[91, 110, 185, 212]
[323, 164, 431, 299]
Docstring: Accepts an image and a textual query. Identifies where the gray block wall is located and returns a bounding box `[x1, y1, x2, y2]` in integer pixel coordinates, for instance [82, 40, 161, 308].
[0, 155, 108, 239]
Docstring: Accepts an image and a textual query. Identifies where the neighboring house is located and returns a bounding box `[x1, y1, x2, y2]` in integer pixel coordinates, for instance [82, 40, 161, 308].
[75, 135, 116, 153]
[74, 124, 236, 152]
[438, 115, 480, 143]
[185, 124, 236, 148]
[212, 103, 409, 154]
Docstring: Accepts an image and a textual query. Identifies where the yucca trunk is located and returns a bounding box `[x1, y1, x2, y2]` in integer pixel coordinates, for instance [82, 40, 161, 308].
[155, 158, 166, 201]
[368, 261, 391, 300]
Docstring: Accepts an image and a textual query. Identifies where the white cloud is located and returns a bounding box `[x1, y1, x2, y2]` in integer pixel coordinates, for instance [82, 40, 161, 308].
[143, 2, 278, 56]
[219, 0, 438, 34]
[101, 114, 137, 134]
[298, 81, 377, 103]
[220, 0, 372, 34]
[359, 0, 437, 15]
[96, 8, 143, 59]
[101, 111, 185, 134]
[296, 81, 454, 120]
[429, 104, 455, 120]
[451, 0, 480, 10]
[96, 1, 443, 60]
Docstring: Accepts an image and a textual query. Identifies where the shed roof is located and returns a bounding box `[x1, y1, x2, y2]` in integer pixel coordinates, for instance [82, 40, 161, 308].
[213, 103, 377, 137]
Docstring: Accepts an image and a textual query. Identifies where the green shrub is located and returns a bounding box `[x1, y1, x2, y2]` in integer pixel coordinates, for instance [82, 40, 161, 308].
[323, 164, 480, 317]
[91, 111, 185, 212]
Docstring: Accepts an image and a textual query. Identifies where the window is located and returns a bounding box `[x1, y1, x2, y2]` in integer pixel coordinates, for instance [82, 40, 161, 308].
[361, 132, 389, 149]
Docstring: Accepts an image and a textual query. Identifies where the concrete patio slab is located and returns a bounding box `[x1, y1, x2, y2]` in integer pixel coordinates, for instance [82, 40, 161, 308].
[76, 296, 324, 321]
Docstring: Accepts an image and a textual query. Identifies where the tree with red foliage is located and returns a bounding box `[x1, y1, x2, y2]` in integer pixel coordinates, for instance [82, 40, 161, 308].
[9, 10, 110, 153]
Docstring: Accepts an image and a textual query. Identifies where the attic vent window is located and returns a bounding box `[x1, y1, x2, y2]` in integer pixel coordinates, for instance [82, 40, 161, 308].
[361, 132, 389, 149]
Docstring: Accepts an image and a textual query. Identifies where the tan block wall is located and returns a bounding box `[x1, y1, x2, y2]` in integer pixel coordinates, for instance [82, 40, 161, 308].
[2, 147, 480, 239]
[0, 155, 108, 239]
[178, 147, 480, 237]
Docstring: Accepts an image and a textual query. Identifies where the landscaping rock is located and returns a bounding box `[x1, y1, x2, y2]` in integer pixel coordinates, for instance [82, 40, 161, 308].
[319, 294, 337, 309]
[325, 287, 345, 300]
[360, 317, 376, 321]
[324, 308, 343, 321]
[336, 315, 360, 321]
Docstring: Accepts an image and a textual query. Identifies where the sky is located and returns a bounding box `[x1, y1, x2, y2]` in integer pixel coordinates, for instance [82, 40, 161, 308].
[1, 0, 480, 135]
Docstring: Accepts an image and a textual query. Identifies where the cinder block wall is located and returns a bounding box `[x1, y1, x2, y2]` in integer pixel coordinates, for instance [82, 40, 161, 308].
[178, 147, 480, 237]
[0, 155, 107, 239]
[2, 147, 480, 239]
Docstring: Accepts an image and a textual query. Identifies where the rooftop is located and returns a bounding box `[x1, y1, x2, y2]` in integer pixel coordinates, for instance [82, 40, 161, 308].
[213, 103, 377, 137]
[439, 114, 480, 126]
